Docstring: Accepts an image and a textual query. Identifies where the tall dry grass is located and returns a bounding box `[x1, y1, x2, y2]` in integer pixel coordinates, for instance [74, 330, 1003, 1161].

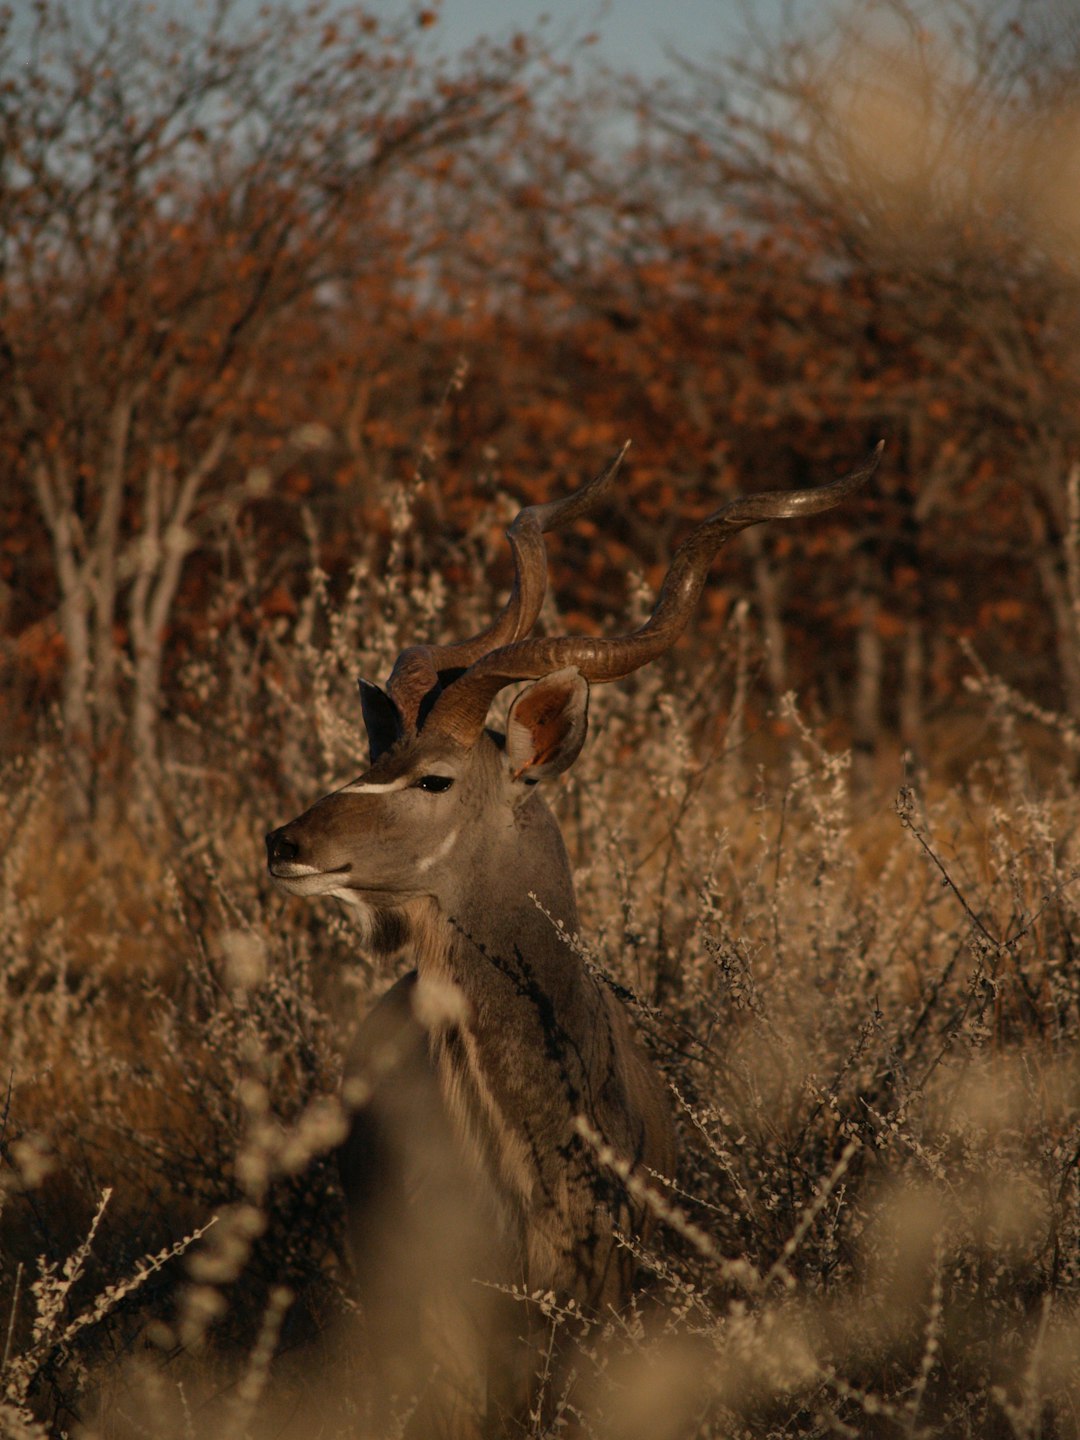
[2, 473, 1079, 1438]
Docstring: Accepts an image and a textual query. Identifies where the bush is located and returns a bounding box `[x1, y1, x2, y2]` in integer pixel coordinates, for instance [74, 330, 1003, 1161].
[3, 465, 1079, 1438]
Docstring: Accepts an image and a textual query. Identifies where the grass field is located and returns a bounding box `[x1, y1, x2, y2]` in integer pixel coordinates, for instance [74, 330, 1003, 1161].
[3, 539, 1079, 1439]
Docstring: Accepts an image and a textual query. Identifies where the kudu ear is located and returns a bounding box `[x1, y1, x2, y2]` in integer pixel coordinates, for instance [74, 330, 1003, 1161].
[505, 668, 589, 782]
[358, 679, 405, 762]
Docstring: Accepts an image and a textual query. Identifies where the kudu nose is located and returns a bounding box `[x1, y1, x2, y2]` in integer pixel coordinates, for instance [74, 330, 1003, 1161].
[266, 829, 300, 867]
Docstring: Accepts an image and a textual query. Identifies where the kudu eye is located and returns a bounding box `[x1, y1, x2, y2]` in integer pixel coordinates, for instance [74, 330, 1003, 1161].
[413, 774, 454, 794]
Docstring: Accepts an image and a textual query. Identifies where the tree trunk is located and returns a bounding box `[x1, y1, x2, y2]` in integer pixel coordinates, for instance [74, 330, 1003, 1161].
[742, 525, 788, 703]
[900, 615, 924, 763]
[1033, 548, 1080, 721]
[852, 559, 883, 793]
[31, 455, 93, 811]
[89, 390, 140, 761]
[128, 429, 230, 796]
[1027, 474, 1080, 721]
[723, 597, 750, 802]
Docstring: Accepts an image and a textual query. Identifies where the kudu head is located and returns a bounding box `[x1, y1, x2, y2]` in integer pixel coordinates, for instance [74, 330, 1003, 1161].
[266, 443, 880, 937]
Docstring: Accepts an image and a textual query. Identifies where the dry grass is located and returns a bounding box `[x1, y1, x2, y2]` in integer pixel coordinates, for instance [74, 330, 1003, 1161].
[3, 503, 1080, 1439]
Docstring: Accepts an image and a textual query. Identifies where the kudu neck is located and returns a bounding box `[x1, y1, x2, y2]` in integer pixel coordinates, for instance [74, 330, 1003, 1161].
[421, 788, 583, 998]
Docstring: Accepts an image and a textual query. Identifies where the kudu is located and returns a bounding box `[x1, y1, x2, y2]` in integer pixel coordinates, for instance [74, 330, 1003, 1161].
[265, 445, 877, 1437]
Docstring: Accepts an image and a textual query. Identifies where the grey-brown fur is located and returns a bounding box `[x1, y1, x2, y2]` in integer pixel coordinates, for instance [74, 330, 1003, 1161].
[268, 683, 676, 1438]
[264, 455, 874, 1436]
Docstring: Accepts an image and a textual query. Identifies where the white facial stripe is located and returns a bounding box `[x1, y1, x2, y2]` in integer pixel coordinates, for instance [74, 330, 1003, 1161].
[328, 887, 364, 907]
[415, 827, 460, 874]
[338, 776, 412, 795]
[270, 868, 345, 898]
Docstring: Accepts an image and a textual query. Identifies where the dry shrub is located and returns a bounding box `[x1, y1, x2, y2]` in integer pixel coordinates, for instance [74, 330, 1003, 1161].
[3, 482, 1080, 1438]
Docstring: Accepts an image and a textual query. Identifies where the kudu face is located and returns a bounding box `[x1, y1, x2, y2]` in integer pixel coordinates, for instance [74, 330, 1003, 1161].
[266, 666, 591, 946]
[268, 724, 558, 913]
[266, 734, 488, 908]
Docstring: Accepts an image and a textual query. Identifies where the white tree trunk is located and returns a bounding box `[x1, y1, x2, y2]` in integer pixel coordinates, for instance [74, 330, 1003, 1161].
[852, 564, 883, 793]
[900, 615, 924, 761]
[31, 455, 93, 808]
[128, 429, 230, 790]
[742, 525, 788, 702]
[89, 390, 140, 755]
[723, 597, 750, 802]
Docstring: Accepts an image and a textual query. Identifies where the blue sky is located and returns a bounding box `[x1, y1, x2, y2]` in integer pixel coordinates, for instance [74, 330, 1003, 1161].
[397, 0, 792, 75]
